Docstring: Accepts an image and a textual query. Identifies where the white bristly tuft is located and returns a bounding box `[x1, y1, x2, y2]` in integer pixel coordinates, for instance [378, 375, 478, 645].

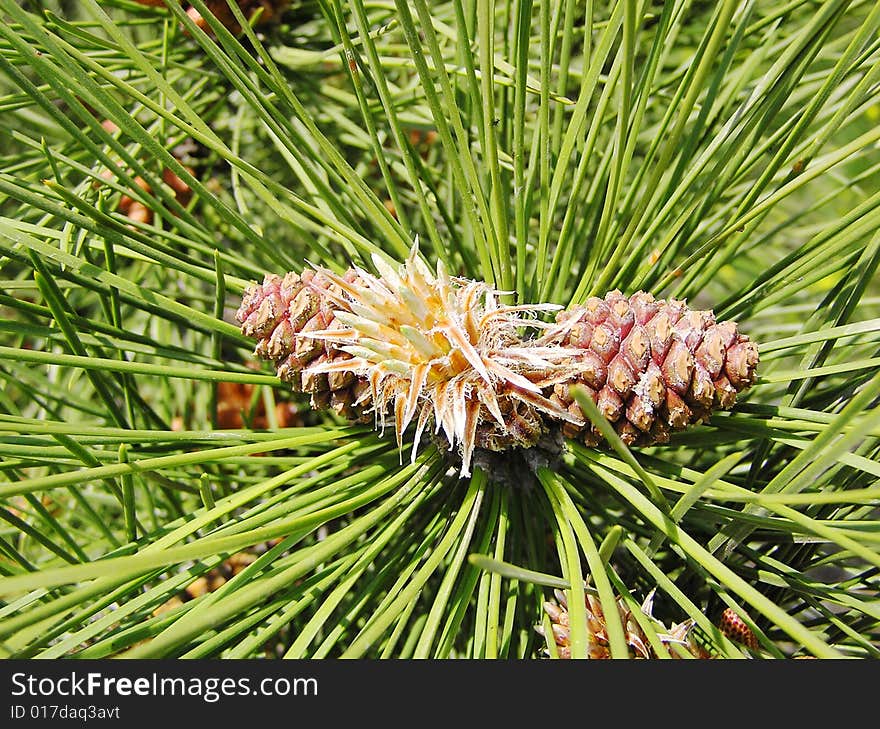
[301, 244, 582, 476]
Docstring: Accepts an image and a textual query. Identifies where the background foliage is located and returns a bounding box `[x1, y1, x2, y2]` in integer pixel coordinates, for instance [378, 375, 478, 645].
[0, 0, 878, 658]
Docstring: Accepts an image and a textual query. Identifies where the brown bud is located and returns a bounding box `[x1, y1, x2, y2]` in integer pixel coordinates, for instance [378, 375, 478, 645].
[648, 311, 674, 364]
[630, 292, 659, 325]
[288, 288, 320, 330]
[617, 421, 641, 445]
[301, 370, 328, 393]
[584, 297, 611, 325]
[553, 382, 573, 406]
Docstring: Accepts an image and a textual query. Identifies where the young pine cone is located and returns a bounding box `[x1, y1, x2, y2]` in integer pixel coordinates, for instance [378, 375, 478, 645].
[236, 246, 581, 475]
[236, 268, 370, 421]
[538, 588, 705, 659]
[543, 290, 759, 447]
[237, 247, 759, 474]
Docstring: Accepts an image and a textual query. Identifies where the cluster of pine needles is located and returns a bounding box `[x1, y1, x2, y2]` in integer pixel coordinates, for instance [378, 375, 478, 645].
[0, 0, 878, 658]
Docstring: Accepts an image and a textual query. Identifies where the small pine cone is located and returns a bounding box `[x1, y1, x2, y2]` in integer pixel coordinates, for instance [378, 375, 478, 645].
[236, 248, 759, 475]
[236, 246, 584, 476]
[545, 290, 759, 447]
[236, 268, 370, 419]
[538, 588, 703, 659]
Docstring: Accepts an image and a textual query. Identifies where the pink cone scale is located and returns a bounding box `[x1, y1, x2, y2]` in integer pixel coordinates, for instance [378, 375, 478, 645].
[542, 290, 759, 447]
[236, 246, 759, 474]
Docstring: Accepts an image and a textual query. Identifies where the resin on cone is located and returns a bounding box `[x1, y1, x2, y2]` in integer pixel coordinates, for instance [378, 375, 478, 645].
[541, 290, 759, 446]
[237, 245, 585, 475]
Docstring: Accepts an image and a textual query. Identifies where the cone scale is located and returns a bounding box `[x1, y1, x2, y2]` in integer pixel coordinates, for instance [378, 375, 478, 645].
[236, 247, 759, 475]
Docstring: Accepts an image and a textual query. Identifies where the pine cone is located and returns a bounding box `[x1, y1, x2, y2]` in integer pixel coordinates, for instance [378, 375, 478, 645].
[236, 247, 580, 475]
[236, 247, 759, 474]
[235, 268, 369, 421]
[538, 588, 704, 659]
[543, 290, 759, 447]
